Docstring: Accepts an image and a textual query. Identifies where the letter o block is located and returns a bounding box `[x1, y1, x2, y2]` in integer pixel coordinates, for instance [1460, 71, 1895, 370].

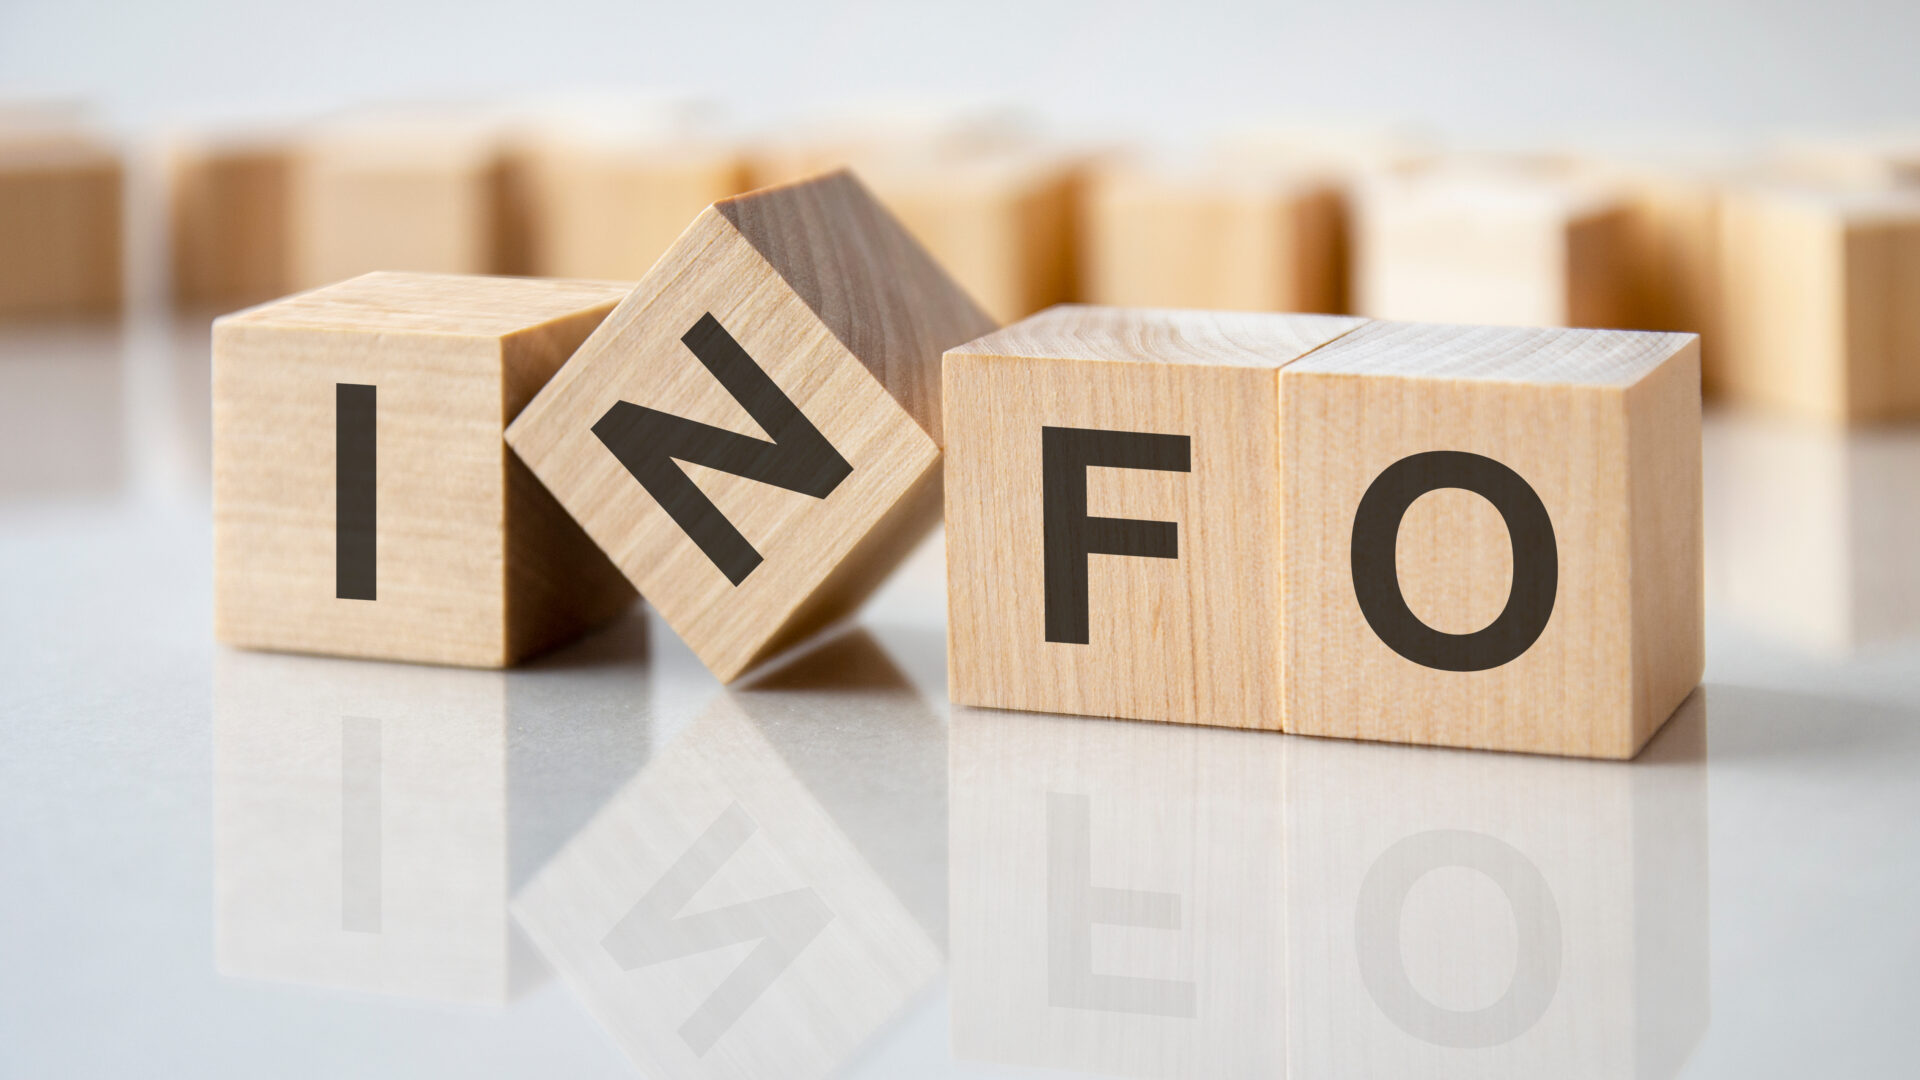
[507, 171, 994, 681]
[944, 305, 1366, 728]
[1280, 321, 1703, 757]
[213, 272, 638, 667]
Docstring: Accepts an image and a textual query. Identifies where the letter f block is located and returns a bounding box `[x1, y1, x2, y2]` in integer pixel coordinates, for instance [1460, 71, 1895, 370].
[943, 306, 1365, 728]
[507, 172, 994, 681]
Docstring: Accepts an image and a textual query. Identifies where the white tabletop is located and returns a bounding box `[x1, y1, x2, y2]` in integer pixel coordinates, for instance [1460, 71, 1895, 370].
[1, 312, 1915, 1079]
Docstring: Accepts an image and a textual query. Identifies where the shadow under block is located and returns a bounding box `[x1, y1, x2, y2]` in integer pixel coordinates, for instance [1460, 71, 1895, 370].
[518, 135, 748, 281]
[1716, 185, 1920, 424]
[1356, 174, 1633, 330]
[168, 134, 295, 308]
[0, 131, 121, 319]
[505, 172, 995, 682]
[944, 305, 1368, 729]
[1084, 163, 1345, 315]
[1281, 320, 1703, 758]
[213, 271, 638, 667]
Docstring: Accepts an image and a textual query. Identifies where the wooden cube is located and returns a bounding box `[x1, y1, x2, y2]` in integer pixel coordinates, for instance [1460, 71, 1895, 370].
[1356, 172, 1633, 329]
[292, 117, 520, 290]
[1598, 162, 1725, 386]
[1280, 320, 1703, 757]
[1083, 160, 1345, 314]
[0, 128, 121, 319]
[1716, 184, 1920, 423]
[506, 172, 993, 681]
[1772, 133, 1920, 189]
[944, 305, 1366, 729]
[213, 271, 637, 667]
[167, 130, 295, 308]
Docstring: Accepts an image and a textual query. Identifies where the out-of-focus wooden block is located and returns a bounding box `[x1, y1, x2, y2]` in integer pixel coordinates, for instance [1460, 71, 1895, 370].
[293, 117, 520, 290]
[167, 131, 296, 308]
[1280, 320, 1703, 758]
[1356, 173, 1634, 329]
[1600, 163, 1725, 387]
[944, 305, 1365, 729]
[0, 128, 121, 319]
[213, 271, 637, 667]
[1771, 134, 1920, 189]
[517, 132, 747, 280]
[1716, 184, 1920, 423]
[506, 172, 993, 682]
[1083, 160, 1345, 314]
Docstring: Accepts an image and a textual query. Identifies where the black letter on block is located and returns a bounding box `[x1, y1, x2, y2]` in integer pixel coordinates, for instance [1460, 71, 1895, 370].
[1349, 450, 1557, 672]
[1042, 426, 1192, 645]
[335, 383, 377, 601]
[593, 313, 852, 586]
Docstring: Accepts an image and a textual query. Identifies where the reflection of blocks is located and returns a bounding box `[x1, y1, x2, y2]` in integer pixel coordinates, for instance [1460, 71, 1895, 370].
[1281, 320, 1703, 757]
[0, 128, 121, 319]
[507, 172, 994, 681]
[1716, 185, 1920, 423]
[213, 271, 636, 667]
[512, 649, 942, 1080]
[944, 305, 1364, 728]
[167, 131, 295, 308]
[949, 706, 1288, 1078]
[1284, 692, 1708, 1078]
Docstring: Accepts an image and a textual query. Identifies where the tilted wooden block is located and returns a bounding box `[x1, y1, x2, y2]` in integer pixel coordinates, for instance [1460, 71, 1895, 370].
[944, 305, 1366, 729]
[1716, 184, 1920, 423]
[1083, 159, 1345, 314]
[214, 271, 637, 667]
[1356, 172, 1633, 330]
[506, 172, 995, 682]
[1280, 320, 1703, 757]
[0, 127, 121, 319]
[167, 130, 296, 308]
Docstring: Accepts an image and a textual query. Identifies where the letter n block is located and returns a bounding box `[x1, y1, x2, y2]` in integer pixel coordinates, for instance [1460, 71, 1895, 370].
[944, 305, 1366, 727]
[506, 171, 995, 681]
[213, 271, 638, 667]
[1280, 321, 1703, 757]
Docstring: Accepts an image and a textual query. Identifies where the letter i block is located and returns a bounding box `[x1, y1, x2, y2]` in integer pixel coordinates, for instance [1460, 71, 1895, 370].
[944, 305, 1366, 728]
[213, 271, 638, 667]
[506, 171, 995, 681]
[1280, 321, 1703, 757]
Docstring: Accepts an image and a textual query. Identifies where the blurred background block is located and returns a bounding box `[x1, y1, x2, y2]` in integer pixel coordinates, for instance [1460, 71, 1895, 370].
[1770, 132, 1920, 189]
[0, 115, 122, 319]
[166, 127, 297, 309]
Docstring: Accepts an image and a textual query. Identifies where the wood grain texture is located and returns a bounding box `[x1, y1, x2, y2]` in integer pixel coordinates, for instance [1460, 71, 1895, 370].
[1716, 183, 1920, 423]
[506, 171, 994, 681]
[214, 271, 637, 667]
[1280, 320, 1702, 758]
[944, 304, 1366, 729]
[1356, 172, 1633, 330]
[517, 134, 748, 280]
[0, 128, 121, 319]
[168, 131, 295, 308]
[1083, 160, 1345, 315]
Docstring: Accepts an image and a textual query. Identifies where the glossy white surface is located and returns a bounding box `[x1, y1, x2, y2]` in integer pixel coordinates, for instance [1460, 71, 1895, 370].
[1, 312, 1917, 1078]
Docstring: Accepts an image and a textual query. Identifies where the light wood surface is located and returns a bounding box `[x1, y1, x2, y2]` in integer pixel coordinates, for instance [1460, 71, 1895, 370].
[1083, 159, 1345, 315]
[1597, 162, 1726, 391]
[506, 172, 994, 682]
[1771, 133, 1920, 189]
[1280, 319, 1703, 757]
[944, 304, 1365, 729]
[168, 131, 296, 308]
[214, 271, 637, 667]
[1356, 172, 1634, 330]
[1716, 183, 1920, 423]
[0, 128, 121, 319]
[517, 133, 748, 280]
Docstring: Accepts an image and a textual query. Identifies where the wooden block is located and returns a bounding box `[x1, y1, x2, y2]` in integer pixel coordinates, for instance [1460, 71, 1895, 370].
[944, 305, 1366, 729]
[213, 271, 637, 667]
[1771, 133, 1920, 189]
[1280, 320, 1703, 757]
[1596, 162, 1725, 386]
[1356, 172, 1634, 329]
[167, 130, 296, 308]
[506, 172, 994, 681]
[1716, 184, 1920, 423]
[1284, 692, 1707, 1076]
[1083, 159, 1345, 314]
[292, 115, 520, 290]
[0, 127, 121, 319]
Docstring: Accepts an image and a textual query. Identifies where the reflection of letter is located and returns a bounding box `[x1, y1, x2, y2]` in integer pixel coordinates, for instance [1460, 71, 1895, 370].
[339, 716, 382, 933]
[603, 803, 834, 1056]
[1047, 793, 1195, 1017]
